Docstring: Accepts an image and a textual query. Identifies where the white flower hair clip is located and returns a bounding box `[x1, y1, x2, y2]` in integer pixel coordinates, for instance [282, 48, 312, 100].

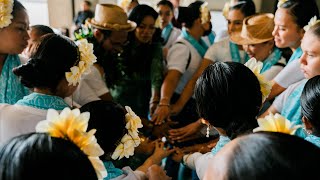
[65, 39, 97, 86]
[304, 16, 320, 32]
[111, 106, 143, 160]
[254, 113, 302, 135]
[0, 0, 14, 28]
[277, 0, 288, 8]
[36, 108, 108, 180]
[119, 0, 131, 10]
[200, 2, 209, 24]
[245, 58, 273, 103]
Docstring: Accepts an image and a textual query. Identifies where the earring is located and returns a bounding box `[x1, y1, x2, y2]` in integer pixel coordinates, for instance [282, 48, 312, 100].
[206, 125, 210, 138]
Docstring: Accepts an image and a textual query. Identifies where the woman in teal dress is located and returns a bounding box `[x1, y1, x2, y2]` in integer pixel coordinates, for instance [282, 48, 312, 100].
[0, 0, 30, 104]
[106, 4, 164, 119]
[0, 33, 96, 143]
[301, 75, 320, 147]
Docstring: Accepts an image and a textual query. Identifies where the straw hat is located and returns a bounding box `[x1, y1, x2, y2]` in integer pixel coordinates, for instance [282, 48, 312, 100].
[87, 4, 136, 31]
[230, 13, 275, 45]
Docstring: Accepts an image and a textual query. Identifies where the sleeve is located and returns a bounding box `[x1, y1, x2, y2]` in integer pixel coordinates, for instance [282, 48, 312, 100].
[273, 60, 304, 88]
[204, 44, 218, 62]
[82, 66, 109, 96]
[166, 42, 190, 73]
[111, 167, 147, 180]
[262, 65, 284, 81]
[150, 43, 164, 90]
[183, 152, 213, 180]
[72, 80, 100, 106]
[272, 84, 296, 112]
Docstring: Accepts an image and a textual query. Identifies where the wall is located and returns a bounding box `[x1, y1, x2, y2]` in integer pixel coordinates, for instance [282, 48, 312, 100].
[47, 0, 73, 28]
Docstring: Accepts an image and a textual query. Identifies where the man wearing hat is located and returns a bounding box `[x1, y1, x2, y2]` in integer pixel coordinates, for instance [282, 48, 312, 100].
[80, 4, 136, 101]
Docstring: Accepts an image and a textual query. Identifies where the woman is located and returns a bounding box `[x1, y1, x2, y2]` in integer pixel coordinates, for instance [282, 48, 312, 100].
[110, 4, 164, 118]
[230, 13, 286, 81]
[0, 0, 30, 104]
[0, 33, 96, 143]
[267, 0, 319, 101]
[172, 61, 262, 179]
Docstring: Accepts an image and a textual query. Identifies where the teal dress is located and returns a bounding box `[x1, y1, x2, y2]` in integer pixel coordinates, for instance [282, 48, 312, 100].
[281, 79, 308, 138]
[305, 135, 320, 148]
[16, 92, 69, 110]
[0, 55, 29, 104]
[211, 135, 231, 155]
[103, 161, 123, 180]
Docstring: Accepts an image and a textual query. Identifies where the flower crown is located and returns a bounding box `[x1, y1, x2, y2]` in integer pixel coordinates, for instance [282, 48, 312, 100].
[0, 0, 14, 28]
[111, 106, 143, 160]
[200, 2, 209, 24]
[277, 0, 289, 8]
[65, 39, 97, 86]
[304, 16, 320, 32]
[254, 113, 302, 135]
[244, 58, 273, 102]
[36, 108, 108, 179]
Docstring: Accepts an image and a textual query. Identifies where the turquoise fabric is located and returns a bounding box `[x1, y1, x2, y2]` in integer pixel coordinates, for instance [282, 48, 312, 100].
[281, 79, 308, 138]
[261, 48, 282, 73]
[211, 136, 231, 155]
[287, 47, 302, 64]
[103, 161, 123, 180]
[0, 55, 29, 104]
[305, 135, 320, 148]
[16, 92, 69, 110]
[229, 42, 249, 64]
[207, 32, 215, 45]
[161, 22, 173, 44]
[181, 27, 208, 57]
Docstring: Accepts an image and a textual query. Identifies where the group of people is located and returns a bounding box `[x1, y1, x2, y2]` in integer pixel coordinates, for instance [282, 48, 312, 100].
[1, 0, 320, 179]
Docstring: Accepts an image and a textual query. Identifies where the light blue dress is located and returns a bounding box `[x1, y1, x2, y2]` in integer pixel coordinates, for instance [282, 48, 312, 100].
[103, 161, 123, 180]
[305, 135, 320, 148]
[287, 47, 302, 64]
[0, 55, 29, 104]
[211, 135, 231, 155]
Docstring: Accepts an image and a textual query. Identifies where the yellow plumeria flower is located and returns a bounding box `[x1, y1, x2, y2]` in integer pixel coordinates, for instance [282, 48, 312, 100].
[125, 106, 143, 134]
[119, 0, 130, 10]
[254, 113, 302, 135]
[36, 108, 108, 180]
[0, 0, 13, 29]
[65, 39, 96, 86]
[277, 0, 288, 8]
[245, 58, 273, 102]
[200, 2, 209, 24]
[111, 134, 136, 160]
[304, 16, 320, 32]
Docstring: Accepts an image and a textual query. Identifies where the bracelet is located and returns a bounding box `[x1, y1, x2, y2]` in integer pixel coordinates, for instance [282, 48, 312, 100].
[158, 103, 170, 107]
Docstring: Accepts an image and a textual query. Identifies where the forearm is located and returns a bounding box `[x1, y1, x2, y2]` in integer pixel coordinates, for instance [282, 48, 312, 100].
[159, 70, 181, 105]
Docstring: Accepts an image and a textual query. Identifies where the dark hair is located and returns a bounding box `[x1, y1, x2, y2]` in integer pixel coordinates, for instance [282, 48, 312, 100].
[195, 62, 261, 139]
[12, 0, 26, 18]
[80, 100, 127, 158]
[221, 132, 320, 179]
[0, 133, 97, 180]
[157, 0, 174, 12]
[83, 0, 92, 7]
[31, 24, 54, 37]
[301, 75, 320, 136]
[13, 33, 79, 93]
[230, 0, 256, 17]
[128, 4, 158, 27]
[279, 0, 319, 29]
[178, 1, 204, 28]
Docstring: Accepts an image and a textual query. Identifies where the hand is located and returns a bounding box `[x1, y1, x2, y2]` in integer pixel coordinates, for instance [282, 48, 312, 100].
[151, 105, 171, 125]
[171, 148, 185, 163]
[147, 164, 172, 180]
[135, 136, 155, 156]
[152, 120, 178, 139]
[168, 120, 204, 143]
[149, 102, 158, 116]
[150, 140, 175, 164]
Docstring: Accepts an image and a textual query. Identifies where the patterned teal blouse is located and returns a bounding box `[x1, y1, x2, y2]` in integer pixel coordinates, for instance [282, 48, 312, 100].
[305, 135, 320, 148]
[211, 136, 231, 155]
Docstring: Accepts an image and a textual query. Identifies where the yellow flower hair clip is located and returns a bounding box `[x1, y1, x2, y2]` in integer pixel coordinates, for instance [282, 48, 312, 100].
[119, 0, 131, 10]
[111, 106, 143, 160]
[245, 58, 273, 103]
[36, 108, 108, 180]
[200, 2, 209, 24]
[0, 0, 14, 28]
[65, 39, 97, 86]
[277, 0, 289, 8]
[254, 113, 302, 135]
[304, 16, 320, 32]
